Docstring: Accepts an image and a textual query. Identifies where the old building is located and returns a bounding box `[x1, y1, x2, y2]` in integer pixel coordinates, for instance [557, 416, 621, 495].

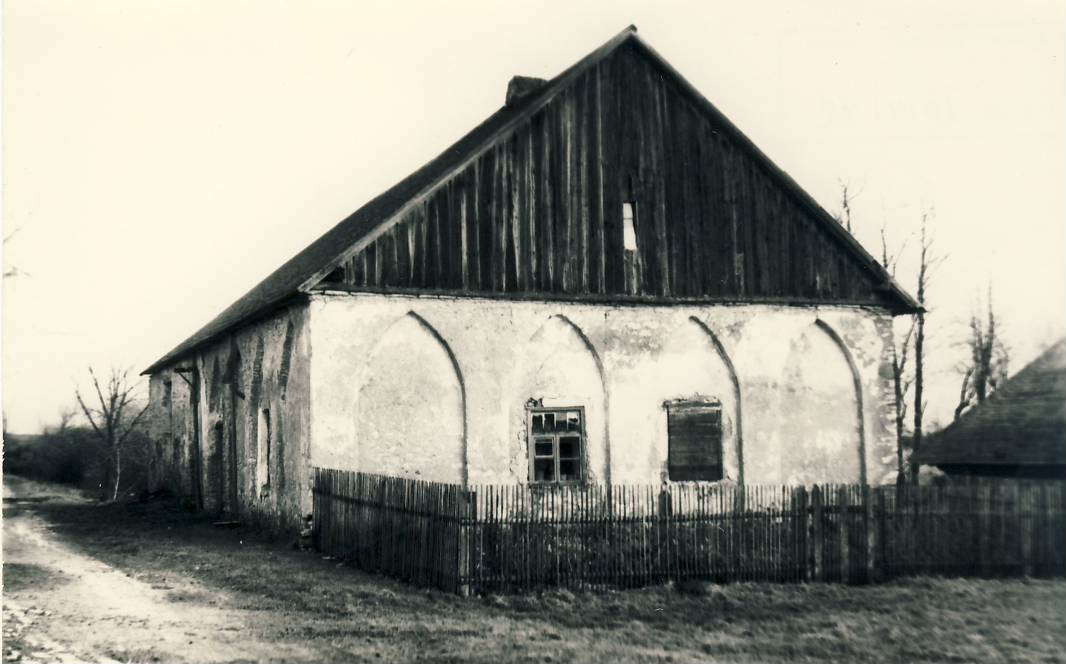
[144, 26, 918, 529]
[916, 339, 1066, 480]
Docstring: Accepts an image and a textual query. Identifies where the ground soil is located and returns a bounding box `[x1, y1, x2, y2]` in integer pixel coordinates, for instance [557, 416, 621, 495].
[2, 475, 1064, 663]
[3, 478, 315, 663]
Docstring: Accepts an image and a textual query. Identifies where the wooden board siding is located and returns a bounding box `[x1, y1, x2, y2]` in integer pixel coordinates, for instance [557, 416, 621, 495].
[337, 44, 890, 306]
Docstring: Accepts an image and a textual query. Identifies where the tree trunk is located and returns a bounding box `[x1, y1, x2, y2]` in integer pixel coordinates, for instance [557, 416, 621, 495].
[111, 444, 122, 502]
[892, 341, 906, 483]
[909, 213, 932, 485]
[101, 449, 114, 501]
[911, 310, 925, 484]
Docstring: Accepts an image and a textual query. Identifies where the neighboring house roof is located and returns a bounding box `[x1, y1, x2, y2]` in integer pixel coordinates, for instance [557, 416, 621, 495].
[917, 339, 1066, 468]
[144, 25, 918, 375]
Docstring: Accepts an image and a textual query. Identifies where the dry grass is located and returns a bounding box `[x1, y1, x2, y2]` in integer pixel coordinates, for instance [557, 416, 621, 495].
[26, 497, 1066, 664]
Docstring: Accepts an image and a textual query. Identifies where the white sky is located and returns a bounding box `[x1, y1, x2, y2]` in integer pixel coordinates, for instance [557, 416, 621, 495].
[3, 0, 1064, 434]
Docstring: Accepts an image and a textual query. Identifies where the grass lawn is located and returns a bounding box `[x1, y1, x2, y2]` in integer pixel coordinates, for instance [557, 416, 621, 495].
[26, 496, 1066, 663]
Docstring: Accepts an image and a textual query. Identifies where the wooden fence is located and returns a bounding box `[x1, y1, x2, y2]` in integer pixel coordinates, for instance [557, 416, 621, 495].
[312, 468, 1065, 594]
[313, 468, 470, 592]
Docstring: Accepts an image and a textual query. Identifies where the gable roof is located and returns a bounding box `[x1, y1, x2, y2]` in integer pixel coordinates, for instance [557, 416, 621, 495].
[144, 25, 918, 375]
[917, 339, 1066, 468]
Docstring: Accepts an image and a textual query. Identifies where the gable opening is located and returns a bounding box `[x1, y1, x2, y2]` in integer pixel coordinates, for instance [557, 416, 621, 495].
[622, 201, 642, 295]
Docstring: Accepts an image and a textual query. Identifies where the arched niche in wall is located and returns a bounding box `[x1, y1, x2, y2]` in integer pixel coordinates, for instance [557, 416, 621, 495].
[777, 319, 866, 485]
[207, 356, 222, 412]
[512, 315, 608, 483]
[355, 312, 467, 485]
[651, 317, 743, 484]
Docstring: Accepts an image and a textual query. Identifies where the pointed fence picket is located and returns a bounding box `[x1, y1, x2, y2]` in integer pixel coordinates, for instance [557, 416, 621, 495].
[312, 468, 1065, 594]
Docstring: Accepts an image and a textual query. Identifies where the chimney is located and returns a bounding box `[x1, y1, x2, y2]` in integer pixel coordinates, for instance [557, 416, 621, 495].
[506, 76, 547, 106]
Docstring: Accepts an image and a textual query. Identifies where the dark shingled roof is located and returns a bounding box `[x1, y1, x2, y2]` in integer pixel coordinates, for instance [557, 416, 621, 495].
[144, 25, 918, 375]
[917, 339, 1066, 468]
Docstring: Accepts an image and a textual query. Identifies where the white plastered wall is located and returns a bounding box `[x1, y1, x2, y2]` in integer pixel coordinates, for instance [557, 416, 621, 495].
[307, 292, 897, 487]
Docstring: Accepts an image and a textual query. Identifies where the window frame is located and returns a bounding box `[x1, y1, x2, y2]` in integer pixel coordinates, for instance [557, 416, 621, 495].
[526, 405, 587, 485]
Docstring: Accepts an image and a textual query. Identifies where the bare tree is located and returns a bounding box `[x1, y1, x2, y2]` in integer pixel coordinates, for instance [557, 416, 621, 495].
[953, 288, 1010, 420]
[879, 223, 916, 481]
[75, 367, 149, 501]
[910, 210, 942, 483]
[834, 180, 862, 233]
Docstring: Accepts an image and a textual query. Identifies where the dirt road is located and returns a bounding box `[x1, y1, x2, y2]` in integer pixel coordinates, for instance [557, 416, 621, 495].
[3, 476, 1064, 664]
[2, 477, 309, 664]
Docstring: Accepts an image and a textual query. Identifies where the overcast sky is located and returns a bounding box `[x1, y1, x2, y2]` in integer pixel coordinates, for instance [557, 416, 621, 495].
[3, 0, 1063, 434]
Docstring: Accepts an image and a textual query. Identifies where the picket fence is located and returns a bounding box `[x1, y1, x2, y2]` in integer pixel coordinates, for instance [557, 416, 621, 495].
[312, 468, 1065, 594]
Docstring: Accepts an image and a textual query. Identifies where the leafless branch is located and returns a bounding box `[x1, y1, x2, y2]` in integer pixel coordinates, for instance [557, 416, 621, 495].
[75, 366, 150, 501]
[117, 404, 150, 446]
[953, 366, 975, 422]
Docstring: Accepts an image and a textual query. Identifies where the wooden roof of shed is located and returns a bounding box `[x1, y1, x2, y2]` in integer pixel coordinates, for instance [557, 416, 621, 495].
[144, 26, 918, 375]
[917, 339, 1066, 468]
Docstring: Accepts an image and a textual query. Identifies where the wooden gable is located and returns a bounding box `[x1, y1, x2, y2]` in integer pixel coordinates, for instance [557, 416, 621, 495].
[323, 38, 908, 309]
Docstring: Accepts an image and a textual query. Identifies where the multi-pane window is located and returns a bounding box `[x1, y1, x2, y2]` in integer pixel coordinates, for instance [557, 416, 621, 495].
[528, 408, 584, 484]
[666, 399, 724, 481]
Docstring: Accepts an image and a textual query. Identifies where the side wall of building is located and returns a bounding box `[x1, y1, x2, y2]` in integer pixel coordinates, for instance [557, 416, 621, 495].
[147, 302, 313, 529]
[308, 292, 898, 487]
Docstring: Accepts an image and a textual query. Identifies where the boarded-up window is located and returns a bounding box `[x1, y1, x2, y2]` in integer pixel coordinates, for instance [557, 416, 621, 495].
[665, 400, 723, 481]
[528, 407, 584, 484]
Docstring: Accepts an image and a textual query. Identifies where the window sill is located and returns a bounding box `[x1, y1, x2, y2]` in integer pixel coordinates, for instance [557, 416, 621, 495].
[527, 480, 589, 489]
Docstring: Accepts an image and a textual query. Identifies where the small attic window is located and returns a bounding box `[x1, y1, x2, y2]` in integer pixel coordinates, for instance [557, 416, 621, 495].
[623, 202, 638, 251]
[622, 201, 642, 295]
